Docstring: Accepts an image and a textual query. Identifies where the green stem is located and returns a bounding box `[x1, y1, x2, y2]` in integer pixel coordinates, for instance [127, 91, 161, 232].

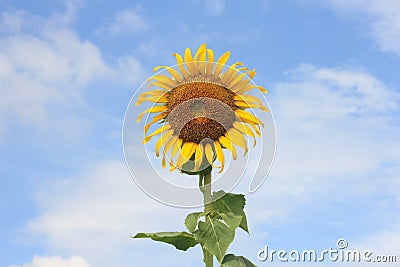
[201, 169, 213, 267]
[199, 173, 205, 194]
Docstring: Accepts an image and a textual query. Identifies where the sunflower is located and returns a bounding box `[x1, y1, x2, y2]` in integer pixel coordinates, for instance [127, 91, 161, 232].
[136, 43, 268, 174]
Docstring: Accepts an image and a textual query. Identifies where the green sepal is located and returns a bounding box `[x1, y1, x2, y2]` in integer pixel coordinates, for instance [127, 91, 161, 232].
[179, 150, 214, 175]
[180, 164, 212, 176]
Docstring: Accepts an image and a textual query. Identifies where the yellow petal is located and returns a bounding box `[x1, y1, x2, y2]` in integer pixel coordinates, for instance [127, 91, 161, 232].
[204, 142, 220, 168]
[204, 143, 213, 165]
[143, 124, 171, 144]
[230, 77, 251, 92]
[194, 43, 207, 61]
[227, 128, 248, 155]
[135, 95, 168, 106]
[206, 49, 214, 75]
[249, 69, 256, 79]
[228, 72, 247, 88]
[184, 47, 193, 62]
[169, 163, 176, 172]
[233, 121, 257, 146]
[138, 89, 165, 99]
[234, 100, 269, 112]
[194, 144, 204, 171]
[235, 109, 263, 126]
[137, 105, 168, 122]
[161, 156, 166, 168]
[143, 112, 168, 134]
[236, 84, 268, 94]
[214, 141, 225, 173]
[258, 86, 268, 94]
[176, 150, 185, 169]
[163, 135, 178, 156]
[245, 121, 261, 136]
[173, 53, 189, 80]
[184, 47, 197, 75]
[148, 81, 173, 90]
[234, 94, 263, 105]
[235, 84, 255, 94]
[216, 51, 231, 65]
[237, 66, 248, 71]
[197, 45, 207, 75]
[136, 90, 167, 105]
[213, 51, 230, 78]
[163, 136, 179, 171]
[221, 62, 244, 84]
[171, 138, 183, 161]
[176, 142, 197, 169]
[148, 75, 177, 86]
[155, 129, 174, 157]
[183, 142, 197, 159]
[153, 66, 183, 82]
[219, 135, 237, 160]
[199, 47, 207, 61]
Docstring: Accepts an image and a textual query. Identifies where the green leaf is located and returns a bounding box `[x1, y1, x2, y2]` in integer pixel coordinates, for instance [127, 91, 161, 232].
[194, 216, 235, 263]
[217, 211, 242, 229]
[185, 212, 203, 233]
[213, 190, 249, 233]
[132, 231, 198, 251]
[222, 254, 258, 267]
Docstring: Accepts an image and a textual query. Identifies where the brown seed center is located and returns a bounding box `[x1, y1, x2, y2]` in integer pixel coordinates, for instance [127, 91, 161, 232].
[166, 82, 237, 144]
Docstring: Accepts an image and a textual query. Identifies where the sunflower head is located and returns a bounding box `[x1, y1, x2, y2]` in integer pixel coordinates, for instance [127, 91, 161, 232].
[136, 44, 268, 174]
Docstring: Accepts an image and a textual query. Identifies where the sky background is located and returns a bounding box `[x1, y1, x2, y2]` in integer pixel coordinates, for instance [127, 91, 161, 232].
[1, 0, 400, 266]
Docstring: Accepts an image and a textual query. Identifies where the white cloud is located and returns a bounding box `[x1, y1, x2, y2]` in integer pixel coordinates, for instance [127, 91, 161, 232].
[1, 30, 110, 87]
[0, 10, 41, 33]
[0, 23, 109, 137]
[9, 255, 91, 267]
[322, 0, 400, 56]
[240, 64, 400, 225]
[25, 160, 198, 266]
[114, 55, 144, 85]
[278, 64, 399, 121]
[0, 8, 144, 140]
[97, 6, 149, 35]
[205, 0, 226, 16]
[271, 64, 399, 176]
[339, 230, 400, 266]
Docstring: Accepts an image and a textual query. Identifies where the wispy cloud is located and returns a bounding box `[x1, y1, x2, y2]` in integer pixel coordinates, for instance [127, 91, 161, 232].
[271, 64, 399, 175]
[96, 6, 150, 35]
[0, 11, 109, 139]
[280, 63, 399, 118]
[0, 8, 144, 140]
[322, 0, 400, 57]
[204, 0, 226, 16]
[24, 160, 198, 266]
[9, 255, 91, 267]
[244, 63, 400, 225]
[338, 229, 400, 266]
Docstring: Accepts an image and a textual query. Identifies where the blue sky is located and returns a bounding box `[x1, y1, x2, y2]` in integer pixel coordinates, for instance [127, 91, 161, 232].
[1, 0, 400, 266]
